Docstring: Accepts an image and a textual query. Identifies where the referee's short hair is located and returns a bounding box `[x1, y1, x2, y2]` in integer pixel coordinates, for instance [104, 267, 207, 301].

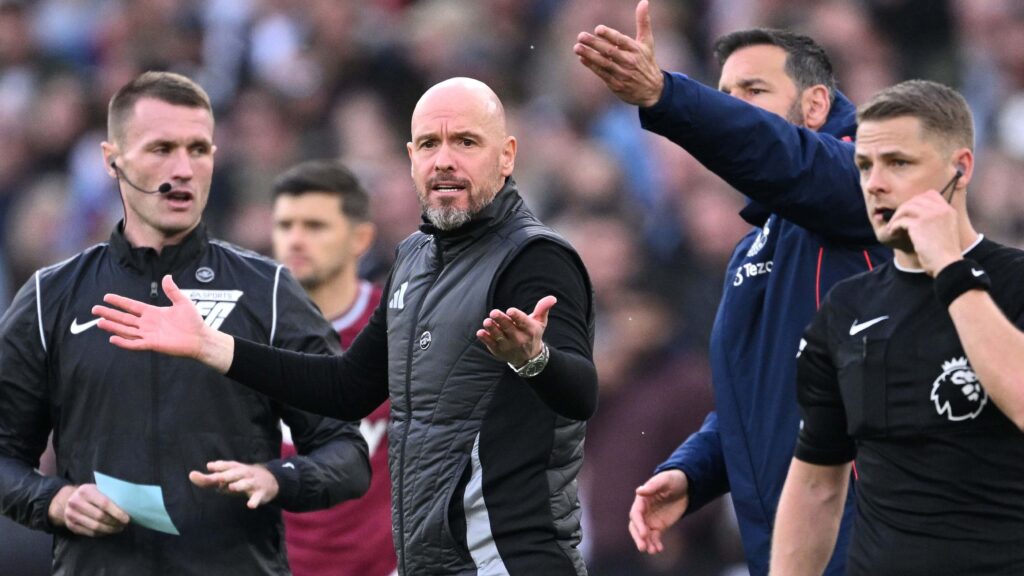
[714, 28, 836, 104]
[857, 80, 974, 152]
[272, 160, 371, 223]
[108, 71, 212, 145]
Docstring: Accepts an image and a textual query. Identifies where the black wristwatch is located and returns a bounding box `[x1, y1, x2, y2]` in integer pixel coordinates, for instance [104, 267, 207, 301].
[510, 343, 549, 378]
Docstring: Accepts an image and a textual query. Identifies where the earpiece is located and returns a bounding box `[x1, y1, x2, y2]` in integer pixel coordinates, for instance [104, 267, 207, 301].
[942, 165, 965, 203]
[880, 165, 964, 223]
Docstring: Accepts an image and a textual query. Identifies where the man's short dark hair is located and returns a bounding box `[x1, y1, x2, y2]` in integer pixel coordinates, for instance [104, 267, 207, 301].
[714, 28, 836, 103]
[108, 71, 213, 144]
[857, 79, 974, 152]
[272, 160, 371, 222]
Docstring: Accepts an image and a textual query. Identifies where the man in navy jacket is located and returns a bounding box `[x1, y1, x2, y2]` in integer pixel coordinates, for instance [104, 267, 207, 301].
[575, 2, 889, 574]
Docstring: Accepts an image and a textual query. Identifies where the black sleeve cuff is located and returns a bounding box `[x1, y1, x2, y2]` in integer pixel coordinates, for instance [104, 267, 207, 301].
[37, 478, 72, 533]
[526, 345, 598, 421]
[638, 70, 676, 122]
[934, 258, 991, 307]
[794, 436, 856, 466]
[225, 337, 263, 385]
[264, 458, 301, 509]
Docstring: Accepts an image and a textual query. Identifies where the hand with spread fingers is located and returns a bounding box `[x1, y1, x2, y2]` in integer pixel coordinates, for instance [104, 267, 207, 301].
[189, 461, 280, 509]
[48, 484, 131, 537]
[93, 274, 236, 374]
[573, 0, 664, 107]
[477, 295, 556, 369]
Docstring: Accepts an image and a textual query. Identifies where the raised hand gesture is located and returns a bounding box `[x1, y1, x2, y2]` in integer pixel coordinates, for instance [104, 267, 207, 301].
[477, 295, 556, 368]
[573, 0, 664, 107]
[93, 274, 235, 373]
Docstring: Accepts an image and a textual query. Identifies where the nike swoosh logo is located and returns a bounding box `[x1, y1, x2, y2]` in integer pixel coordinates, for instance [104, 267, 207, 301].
[849, 316, 889, 336]
[282, 463, 295, 470]
[971, 268, 985, 277]
[69, 318, 101, 335]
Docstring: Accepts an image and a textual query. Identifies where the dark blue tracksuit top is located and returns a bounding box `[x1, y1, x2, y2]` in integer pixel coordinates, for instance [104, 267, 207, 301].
[645, 72, 891, 575]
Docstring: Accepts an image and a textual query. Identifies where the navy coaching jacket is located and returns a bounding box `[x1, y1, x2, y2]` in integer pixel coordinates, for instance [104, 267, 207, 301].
[645, 72, 890, 575]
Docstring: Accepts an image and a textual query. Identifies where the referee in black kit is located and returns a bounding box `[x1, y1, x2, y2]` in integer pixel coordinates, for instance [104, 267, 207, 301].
[770, 79, 1024, 575]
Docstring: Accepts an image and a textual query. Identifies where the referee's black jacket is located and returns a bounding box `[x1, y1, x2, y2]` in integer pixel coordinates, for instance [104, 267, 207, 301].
[0, 223, 370, 575]
[796, 237, 1024, 574]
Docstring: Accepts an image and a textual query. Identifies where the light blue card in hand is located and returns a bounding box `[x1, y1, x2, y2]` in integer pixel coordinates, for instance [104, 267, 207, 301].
[94, 471, 180, 536]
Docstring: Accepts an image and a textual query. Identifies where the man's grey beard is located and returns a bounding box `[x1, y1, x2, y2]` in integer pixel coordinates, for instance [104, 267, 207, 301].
[423, 205, 474, 231]
[419, 181, 501, 231]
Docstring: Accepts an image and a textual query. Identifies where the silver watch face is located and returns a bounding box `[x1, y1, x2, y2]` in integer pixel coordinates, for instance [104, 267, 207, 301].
[515, 345, 549, 378]
[518, 362, 542, 378]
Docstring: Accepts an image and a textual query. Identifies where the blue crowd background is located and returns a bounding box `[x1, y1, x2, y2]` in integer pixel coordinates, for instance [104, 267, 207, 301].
[3, 1, 1024, 574]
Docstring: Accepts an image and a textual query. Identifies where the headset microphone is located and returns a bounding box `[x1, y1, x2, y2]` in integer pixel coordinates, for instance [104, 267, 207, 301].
[111, 161, 172, 194]
[880, 167, 963, 223]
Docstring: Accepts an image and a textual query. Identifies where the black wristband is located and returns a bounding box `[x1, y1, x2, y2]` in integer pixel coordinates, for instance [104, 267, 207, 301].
[934, 259, 991, 307]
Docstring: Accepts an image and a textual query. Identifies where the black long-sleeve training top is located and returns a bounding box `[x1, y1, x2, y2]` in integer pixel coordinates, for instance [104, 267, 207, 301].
[228, 240, 597, 421]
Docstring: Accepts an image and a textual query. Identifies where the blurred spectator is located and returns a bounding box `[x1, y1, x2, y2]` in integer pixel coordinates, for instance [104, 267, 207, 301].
[217, 86, 302, 251]
[968, 149, 1024, 248]
[803, 0, 897, 105]
[663, 168, 750, 350]
[864, 0, 957, 85]
[555, 212, 645, 314]
[0, 1, 42, 126]
[331, 89, 406, 173]
[4, 174, 72, 287]
[27, 73, 90, 175]
[63, 129, 122, 252]
[0, 117, 31, 275]
[355, 156, 423, 282]
[559, 208, 743, 575]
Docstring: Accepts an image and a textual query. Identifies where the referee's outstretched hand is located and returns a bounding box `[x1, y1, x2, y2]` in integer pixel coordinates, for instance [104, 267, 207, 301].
[573, 0, 665, 108]
[190, 460, 280, 509]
